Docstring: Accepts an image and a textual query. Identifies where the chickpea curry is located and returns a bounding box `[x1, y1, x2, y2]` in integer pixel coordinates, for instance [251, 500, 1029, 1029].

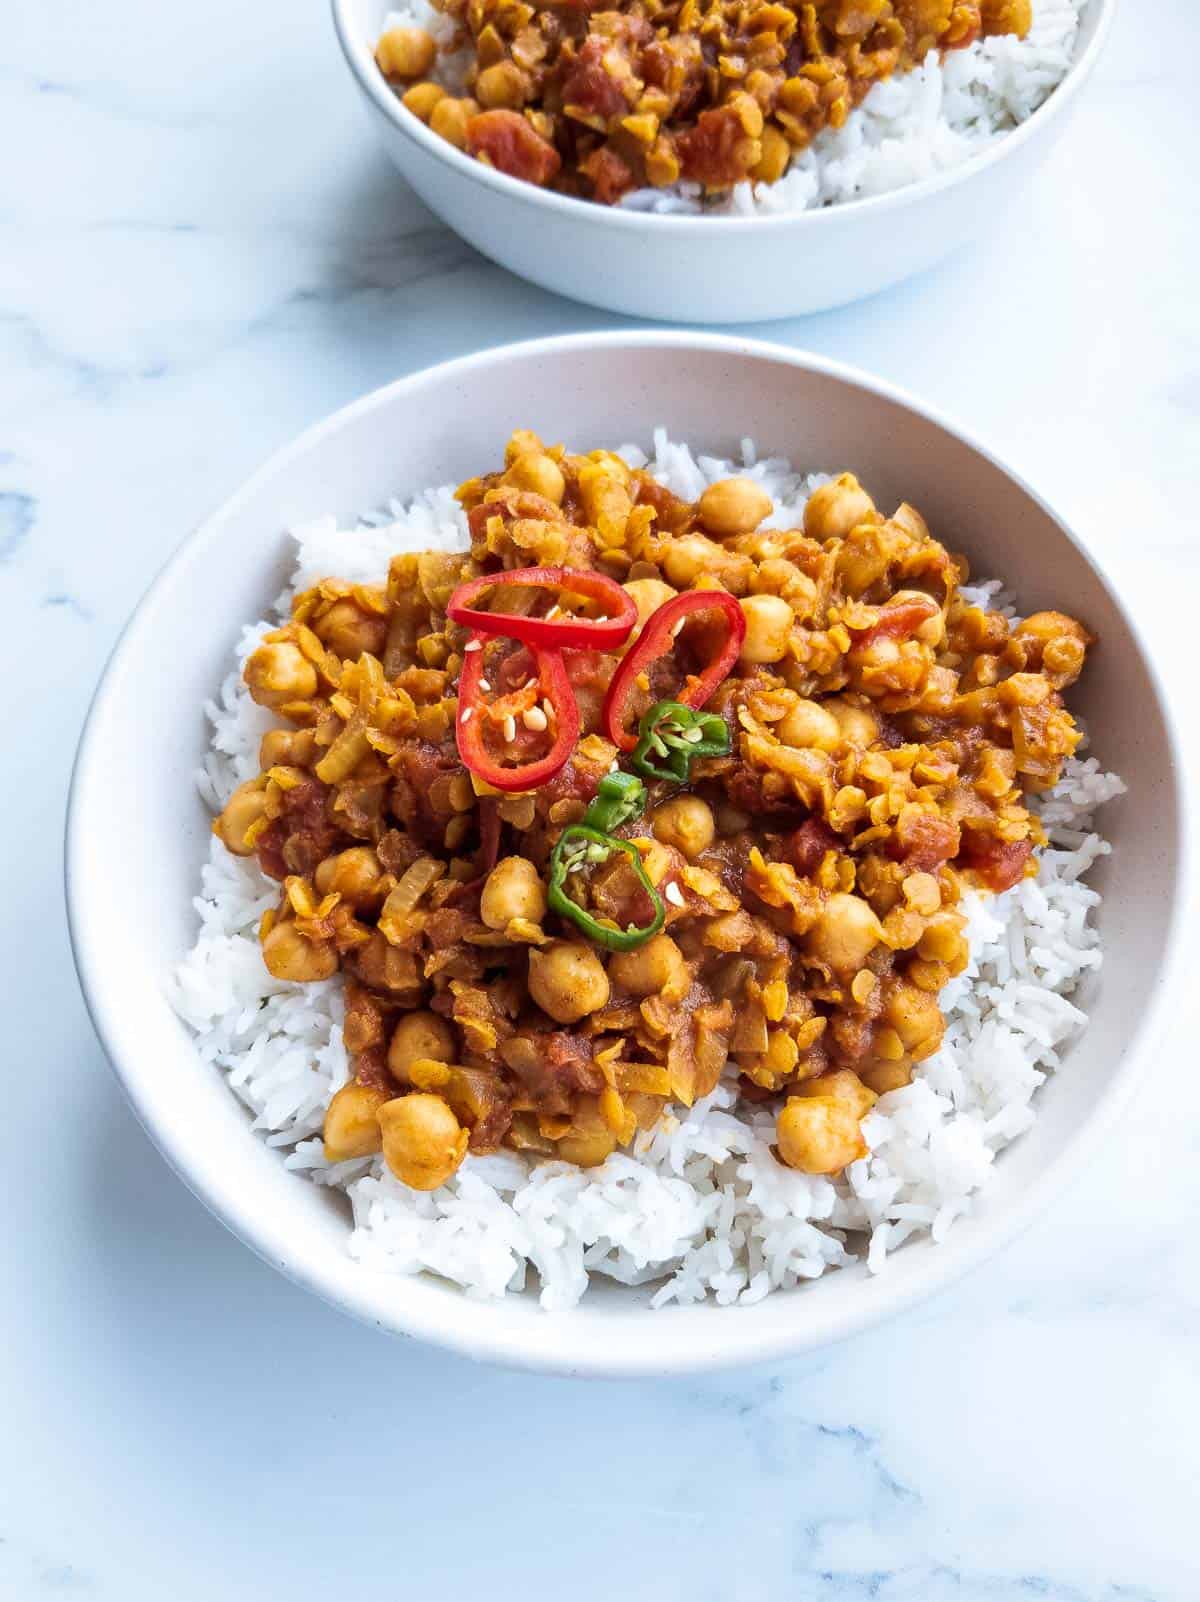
[376, 0, 1033, 205]
[214, 430, 1092, 1193]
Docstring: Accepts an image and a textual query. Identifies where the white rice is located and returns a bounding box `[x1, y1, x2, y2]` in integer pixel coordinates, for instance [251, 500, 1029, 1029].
[172, 432, 1123, 1311]
[381, 0, 1087, 217]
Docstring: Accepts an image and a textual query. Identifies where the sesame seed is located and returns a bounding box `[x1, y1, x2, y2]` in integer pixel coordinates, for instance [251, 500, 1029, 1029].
[502, 715, 517, 743]
[478, 678, 491, 692]
[523, 706, 548, 731]
[464, 638, 483, 652]
[671, 619, 685, 638]
[664, 881, 685, 907]
[461, 707, 473, 723]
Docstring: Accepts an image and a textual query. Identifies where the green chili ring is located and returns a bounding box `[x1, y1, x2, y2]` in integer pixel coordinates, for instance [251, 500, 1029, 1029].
[631, 700, 732, 785]
[547, 825, 665, 952]
[581, 770, 646, 834]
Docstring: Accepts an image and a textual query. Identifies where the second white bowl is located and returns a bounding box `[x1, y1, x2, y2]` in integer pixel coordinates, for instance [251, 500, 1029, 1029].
[331, 0, 1115, 322]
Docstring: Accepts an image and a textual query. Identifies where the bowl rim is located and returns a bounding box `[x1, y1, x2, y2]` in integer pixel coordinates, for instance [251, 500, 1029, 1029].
[66, 329, 1187, 1378]
[329, 0, 1117, 234]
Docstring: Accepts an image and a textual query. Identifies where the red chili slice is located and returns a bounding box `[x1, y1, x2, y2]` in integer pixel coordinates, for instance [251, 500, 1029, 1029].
[447, 566, 638, 651]
[602, 589, 746, 753]
[456, 633, 580, 793]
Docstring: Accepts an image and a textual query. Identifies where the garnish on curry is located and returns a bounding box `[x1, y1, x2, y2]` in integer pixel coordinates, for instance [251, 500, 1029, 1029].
[376, 0, 1033, 205]
[214, 429, 1091, 1193]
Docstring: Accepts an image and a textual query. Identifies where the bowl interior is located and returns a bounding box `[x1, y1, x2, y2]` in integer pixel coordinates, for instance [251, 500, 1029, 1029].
[69, 334, 1180, 1375]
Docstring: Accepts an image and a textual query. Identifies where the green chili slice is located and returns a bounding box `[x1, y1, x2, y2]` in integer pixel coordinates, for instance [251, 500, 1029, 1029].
[582, 770, 646, 834]
[631, 700, 732, 785]
[547, 824, 665, 952]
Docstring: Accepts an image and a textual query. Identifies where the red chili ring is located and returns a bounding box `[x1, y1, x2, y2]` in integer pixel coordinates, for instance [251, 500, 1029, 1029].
[456, 633, 581, 793]
[602, 589, 746, 752]
[448, 566, 637, 652]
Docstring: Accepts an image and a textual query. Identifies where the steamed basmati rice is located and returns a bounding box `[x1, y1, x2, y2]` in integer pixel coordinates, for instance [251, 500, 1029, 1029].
[172, 432, 1123, 1311]
[380, 0, 1088, 217]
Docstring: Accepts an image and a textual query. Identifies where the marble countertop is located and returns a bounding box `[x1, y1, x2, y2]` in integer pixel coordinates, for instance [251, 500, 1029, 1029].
[5, 1, 1198, 1597]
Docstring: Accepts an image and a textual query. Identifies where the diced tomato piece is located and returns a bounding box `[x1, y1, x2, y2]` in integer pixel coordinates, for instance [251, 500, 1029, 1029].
[957, 831, 1032, 891]
[859, 597, 939, 645]
[677, 106, 758, 187]
[633, 472, 692, 532]
[890, 809, 961, 873]
[467, 110, 561, 186]
[579, 143, 635, 204]
[561, 39, 629, 122]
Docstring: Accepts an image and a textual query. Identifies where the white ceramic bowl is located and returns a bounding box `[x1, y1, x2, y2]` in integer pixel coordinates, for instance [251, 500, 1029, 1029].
[68, 332, 1183, 1377]
[331, 0, 1115, 323]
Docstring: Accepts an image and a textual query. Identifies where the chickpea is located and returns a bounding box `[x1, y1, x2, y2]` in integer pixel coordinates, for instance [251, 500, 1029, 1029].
[506, 451, 565, 504]
[882, 982, 945, 1061]
[777, 1096, 868, 1174]
[918, 912, 968, 971]
[1014, 610, 1089, 686]
[261, 922, 339, 983]
[1017, 610, 1087, 649]
[313, 598, 387, 662]
[556, 1129, 617, 1167]
[528, 942, 610, 1024]
[322, 1081, 389, 1163]
[717, 803, 751, 836]
[375, 25, 437, 81]
[387, 1009, 456, 1082]
[429, 96, 479, 149]
[651, 795, 715, 860]
[480, 855, 547, 929]
[791, 1069, 877, 1120]
[777, 698, 840, 751]
[662, 534, 721, 589]
[259, 727, 315, 769]
[751, 124, 791, 184]
[609, 933, 687, 998]
[314, 847, 386, 909]
[860, 1060, 912, 1096]
[214, 779, 267, 856]
[475, 60, 527, 109]
[825, 697, 879, 748]
[698, 477, 773, 538]
[402, 81, 445, 122]
[244, 641, 318, 709]
[378, 1094, 468, 1191]
[805, 893, 883, 975]
[803, 474, 876, 542]
[739, 593, 794, 664]
[622, 577, 677, 636]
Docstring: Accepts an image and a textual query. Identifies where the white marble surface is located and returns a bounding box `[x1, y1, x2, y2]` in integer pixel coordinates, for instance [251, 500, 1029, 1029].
[4, 2, 1199, 1597]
